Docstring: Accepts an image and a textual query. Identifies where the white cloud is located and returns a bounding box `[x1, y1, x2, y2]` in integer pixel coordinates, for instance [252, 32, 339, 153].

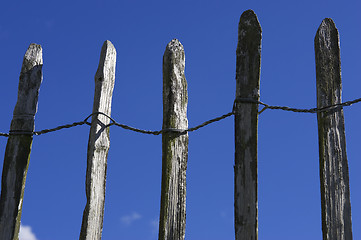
[150, 219, 159, 235]
[120, 212, 142, 226]
[19, 224, 38, 240]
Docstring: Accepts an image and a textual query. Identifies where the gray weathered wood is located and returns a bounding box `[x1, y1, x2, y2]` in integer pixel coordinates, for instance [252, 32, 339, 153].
[158, 39, 189, 240]
[234, 10, 261, 240]
[0, 43, 43, 240]
[315, 18, 353, 240]
[80, 40, 116, 240]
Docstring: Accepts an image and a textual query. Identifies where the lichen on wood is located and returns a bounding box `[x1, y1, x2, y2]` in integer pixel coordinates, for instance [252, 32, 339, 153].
[234, 10, 261, 240]
[159, 39, 189, 240]
[80, 40, 116, 240]
[0, 43, 43, 240]
[315, 18, 353, 240]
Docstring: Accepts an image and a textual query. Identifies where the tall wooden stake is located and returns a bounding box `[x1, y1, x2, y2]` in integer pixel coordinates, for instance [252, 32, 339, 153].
[0, 44, 43, 240]
[315, 19, 353, 240]
[234, 10, 261, 240]
[158, 39, 189, 240]
[80, 40, 116, 240]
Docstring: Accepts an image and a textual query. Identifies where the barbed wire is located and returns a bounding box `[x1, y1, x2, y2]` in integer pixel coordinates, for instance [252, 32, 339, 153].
[1, 97, 361, 138]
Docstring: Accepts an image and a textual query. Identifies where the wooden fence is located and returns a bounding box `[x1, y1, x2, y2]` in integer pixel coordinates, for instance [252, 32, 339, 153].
[0, 9, 354, 240]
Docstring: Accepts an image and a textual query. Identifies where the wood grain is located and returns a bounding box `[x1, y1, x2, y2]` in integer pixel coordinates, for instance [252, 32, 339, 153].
[80, 40, 116, 240]
[159, 39, 188, 240]
[234, 10, 262, 240]
[315, 18, 353, 240]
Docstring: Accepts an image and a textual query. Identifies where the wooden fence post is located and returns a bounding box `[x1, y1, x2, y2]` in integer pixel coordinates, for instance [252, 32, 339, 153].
[0, 44, 43, 240]
[158, 39, 189, 240]
[315, 19, 353, 240]
[234, 10, 261, 240]
[80, 40, 116, 240]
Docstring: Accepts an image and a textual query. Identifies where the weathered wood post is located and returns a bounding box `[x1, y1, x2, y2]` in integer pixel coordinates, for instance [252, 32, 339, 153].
[0, 43, 43, 240]
[80, 40, 116, 240]
[158, 39, 189, 240]
[315, 19, 353, 240]
[234, 10, 261, 240]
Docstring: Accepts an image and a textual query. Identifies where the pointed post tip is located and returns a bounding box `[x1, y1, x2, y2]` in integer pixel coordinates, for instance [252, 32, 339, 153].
[96, 40, 117, 81]
[316, 18, 338, 37]
[28, 43, 42, 49]
[241, 9, 257, 17]
[103, 40, 115, 49]
[316, 18, 336, 37]
[166, 39, 184, 53]
[315, 17, 340, 50]
[238, 10, 262, 44]
[101, 40, 116, 56]
[319, 18, 336, 28]
[22, 43, 43, 73]
[240, 10, 261, 28]
[237, 9, 262, 61]
[26, 43, 42, 58]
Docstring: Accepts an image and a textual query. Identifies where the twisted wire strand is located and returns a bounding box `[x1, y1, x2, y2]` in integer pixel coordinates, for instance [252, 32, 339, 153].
[1, 97, 361, 137]
[110, 111, 234, 135]
[34, 121, 90, 136]
[234, 97, 361, 114]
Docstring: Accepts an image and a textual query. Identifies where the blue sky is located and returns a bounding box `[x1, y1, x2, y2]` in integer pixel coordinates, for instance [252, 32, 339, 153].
[1, 1, 360, 239]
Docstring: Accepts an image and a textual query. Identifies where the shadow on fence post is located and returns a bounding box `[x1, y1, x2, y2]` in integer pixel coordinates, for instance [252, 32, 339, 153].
[234, 10, 261, 240]
[0, 44, 43, 240]
[158, 39, 189, 240]
[80, 40, 116, 240]
[315, 19, 353, 240]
